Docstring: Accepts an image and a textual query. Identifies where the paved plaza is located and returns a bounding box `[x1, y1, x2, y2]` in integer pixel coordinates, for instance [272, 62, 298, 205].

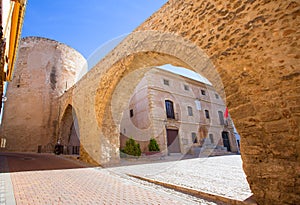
[107, 155, 252, 202]
[0, 152, 218, 205]
[0, 152, 253, 204]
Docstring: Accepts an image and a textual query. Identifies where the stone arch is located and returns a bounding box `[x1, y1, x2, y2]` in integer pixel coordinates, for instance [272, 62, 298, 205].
[89, 1, 300, 199]
[87, 31, 225, 165]
[62, 0, 299, 203]
[94, 31, 226, 130]
[91, 31, 240, 166]
[114, 0, 299, 203]
[59, 104, 80, 155]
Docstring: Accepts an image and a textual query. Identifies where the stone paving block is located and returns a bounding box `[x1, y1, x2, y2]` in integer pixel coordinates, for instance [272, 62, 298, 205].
[107, 155, 252, 201]
[0, 152, 219, 204]
[8, 168, 206, 204]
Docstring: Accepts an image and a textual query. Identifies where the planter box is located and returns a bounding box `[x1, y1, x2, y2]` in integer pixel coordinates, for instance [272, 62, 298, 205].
[144, 151, 161, 156]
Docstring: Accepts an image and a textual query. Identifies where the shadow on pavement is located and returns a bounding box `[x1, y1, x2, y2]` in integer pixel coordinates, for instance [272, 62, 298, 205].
[0, 152, 94, 173]
[105, 153, 239, 168]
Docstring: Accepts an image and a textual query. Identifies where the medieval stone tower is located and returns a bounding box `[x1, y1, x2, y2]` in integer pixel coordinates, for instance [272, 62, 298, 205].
[0, 0, 299, 204]
[0, 37, 86, 152]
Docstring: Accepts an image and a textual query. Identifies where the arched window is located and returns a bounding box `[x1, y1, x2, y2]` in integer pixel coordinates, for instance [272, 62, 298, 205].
[165, 100, 175, 119]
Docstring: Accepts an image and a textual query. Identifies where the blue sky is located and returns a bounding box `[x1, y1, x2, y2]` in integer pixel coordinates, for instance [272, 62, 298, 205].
[21, 1, 212, 86]
[158, 65, 212, 85]
[22, 0, 168, 58]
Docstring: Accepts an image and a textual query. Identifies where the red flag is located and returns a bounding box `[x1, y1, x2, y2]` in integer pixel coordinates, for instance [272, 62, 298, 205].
[224, 107, 229, 119]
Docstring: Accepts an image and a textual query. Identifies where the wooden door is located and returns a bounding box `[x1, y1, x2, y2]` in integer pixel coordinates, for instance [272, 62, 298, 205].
[222, 131, 231, 152]
[167, 129, 180, 153]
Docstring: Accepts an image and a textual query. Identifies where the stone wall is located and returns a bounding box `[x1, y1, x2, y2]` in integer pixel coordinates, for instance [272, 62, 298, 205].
[134, 1, 300, 204]
[57, 0, 298, 203]
[0, 37, 86, 152]
[56, 17, 298, 202]
[2, 0, 298, 204]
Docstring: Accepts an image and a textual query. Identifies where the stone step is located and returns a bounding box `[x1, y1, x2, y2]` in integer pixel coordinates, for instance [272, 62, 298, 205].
[192, 147, 232, 157]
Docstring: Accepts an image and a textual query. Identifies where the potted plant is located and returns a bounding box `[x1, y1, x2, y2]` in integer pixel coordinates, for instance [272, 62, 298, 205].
[122, 137, 141, 157]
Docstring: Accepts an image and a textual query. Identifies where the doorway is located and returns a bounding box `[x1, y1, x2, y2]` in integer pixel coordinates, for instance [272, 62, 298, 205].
[67, 121, 80, 155]
[60, 105, 80, 155]
[222, 131, 231, 152]
[166, 129, 181, 153]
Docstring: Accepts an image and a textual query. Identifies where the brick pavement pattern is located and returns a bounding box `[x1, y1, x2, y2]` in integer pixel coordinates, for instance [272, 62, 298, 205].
[0, 153, 213, 205]
[10, 168, 195, 205]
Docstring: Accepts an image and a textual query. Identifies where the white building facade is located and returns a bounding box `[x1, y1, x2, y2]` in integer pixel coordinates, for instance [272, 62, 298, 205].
[120, 67, 239, 156]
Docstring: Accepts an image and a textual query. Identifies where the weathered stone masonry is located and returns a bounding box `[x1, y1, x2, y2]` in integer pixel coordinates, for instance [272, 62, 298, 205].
[133, 1, 299, 204]
[1, 1, 299, 204]
[0, 37, 86, 152]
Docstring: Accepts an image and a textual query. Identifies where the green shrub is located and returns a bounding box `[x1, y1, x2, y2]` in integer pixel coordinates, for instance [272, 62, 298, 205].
[148, 138, 160, 152]
[123, 138, 141, 156]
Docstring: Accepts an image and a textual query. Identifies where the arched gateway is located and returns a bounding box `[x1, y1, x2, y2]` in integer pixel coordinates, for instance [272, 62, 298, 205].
[59, 105, 80, 155]
[1, 1, 298, 204]
[66, 1, 298, 204]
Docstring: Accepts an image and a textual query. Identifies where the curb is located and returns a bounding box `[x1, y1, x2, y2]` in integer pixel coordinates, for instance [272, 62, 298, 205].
[0, 156, 16, 205]
[127, 174, 257, 205]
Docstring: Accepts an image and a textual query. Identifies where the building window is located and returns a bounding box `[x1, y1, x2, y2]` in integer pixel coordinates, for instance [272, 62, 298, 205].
[215, 93, 219, 99]
[209, 134, 214, 144]
[218, 111, 225, 125]
[184, 84, 189, 91]
[195, 100, 201, 110]
[163, 79, 169, 86]
[165, 100, 175, 119]
[188, 106, 193, 116]
[205, 110, 210, 119]
[130, 109, 134, 118]
[201, 89, 206, 95]
[192, 132, 197, 143]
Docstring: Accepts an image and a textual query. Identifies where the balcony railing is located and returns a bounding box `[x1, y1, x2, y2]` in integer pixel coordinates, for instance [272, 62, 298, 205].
[167, 112, 179, 121]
